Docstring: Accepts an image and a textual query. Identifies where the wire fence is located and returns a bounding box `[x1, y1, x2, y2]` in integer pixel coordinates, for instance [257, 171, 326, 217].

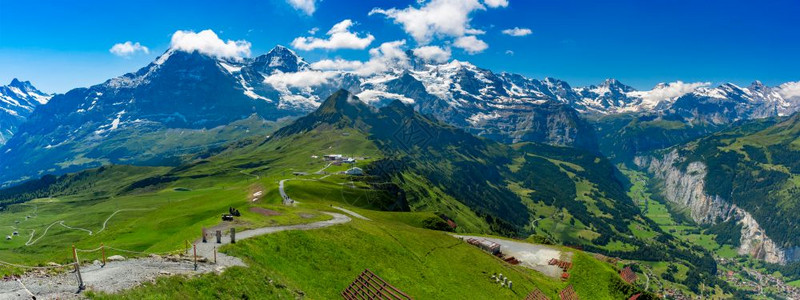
[0, 243, 189, 271]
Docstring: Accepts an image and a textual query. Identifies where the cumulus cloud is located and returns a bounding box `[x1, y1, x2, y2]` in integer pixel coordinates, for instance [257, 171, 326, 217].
[291, 19, 375, 51]
[109, 41, 149, 57]
[778, 81, 800, 99]
[454, 35, 488, 54]
[310, 58, 364, 71]
[369, 0, 497, 51]
[264, 70, 337, 90]
[633, 81, 710, 105]
[484, 0, 509, 8]
[505, 50, 514, 56]
[169, 30, 251, 59]
[306, 40, 410, 76]
[356, 40, 410, 76]
[502, 27, 532, 36]
[286, 0, 316, 15]
[412, 46, 451, 63]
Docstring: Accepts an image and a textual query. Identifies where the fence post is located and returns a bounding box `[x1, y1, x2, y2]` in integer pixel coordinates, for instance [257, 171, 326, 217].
[230, 228, 236, 244]
[216, 230, 222, 244]
[101, 243, 106, 267]
[72, 244, 85, 291]
[214, 246, 217, 264]
[193, 244, 197, 271]
[202, 227, 207, 243]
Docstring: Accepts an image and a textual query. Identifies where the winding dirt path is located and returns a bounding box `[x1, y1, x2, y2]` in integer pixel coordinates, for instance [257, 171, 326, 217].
[1, 212, 351, 299]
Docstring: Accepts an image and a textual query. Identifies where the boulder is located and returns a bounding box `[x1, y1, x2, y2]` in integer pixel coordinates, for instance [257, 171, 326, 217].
[107, 255, 126, 262]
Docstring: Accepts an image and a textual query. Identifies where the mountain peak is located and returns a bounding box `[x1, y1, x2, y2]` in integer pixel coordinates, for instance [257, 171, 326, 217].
[8, 78, 33, 90]
[598, 78, 636, 93]
[253, 45, 310, 74]
[267, 45, 295, 56]
[749, 80, 767, 90]
[318, 89, 363, 111]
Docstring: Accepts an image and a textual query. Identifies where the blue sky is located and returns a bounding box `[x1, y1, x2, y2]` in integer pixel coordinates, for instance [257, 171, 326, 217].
[1, 0, 798, 93]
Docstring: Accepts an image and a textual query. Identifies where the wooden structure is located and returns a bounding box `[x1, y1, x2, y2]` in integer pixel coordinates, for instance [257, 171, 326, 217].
[466, 238, 501, 255]
[342, 269, 412, 300]
[559, 285, 578, 300]
[503, 256, 520, 265]
[619, 266, 638, 284]
[548, 258, 573, 271]
[524, 288, 549, 300]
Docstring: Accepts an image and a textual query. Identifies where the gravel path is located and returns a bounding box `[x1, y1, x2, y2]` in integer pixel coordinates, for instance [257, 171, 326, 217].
[278, 179, 297, 206]
[331, 206, 370, 221]
[193, 212, 350, 266]
[1, 212, 351, 299]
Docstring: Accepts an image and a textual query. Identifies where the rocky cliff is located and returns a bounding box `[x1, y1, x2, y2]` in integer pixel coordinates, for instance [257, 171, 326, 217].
[635, 150, 800, 264]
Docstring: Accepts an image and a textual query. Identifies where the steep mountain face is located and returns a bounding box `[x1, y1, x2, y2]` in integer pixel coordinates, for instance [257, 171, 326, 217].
[572, 79, 642, 113]
[593, 113, 724, 162]
[635, 115, 800, 264]
[0, 79, 51, 145]
[666, 81, 800, 124]
[360, 60, 598, 148]
[251, 45, 311, 74]
[0, 50, 299, 185]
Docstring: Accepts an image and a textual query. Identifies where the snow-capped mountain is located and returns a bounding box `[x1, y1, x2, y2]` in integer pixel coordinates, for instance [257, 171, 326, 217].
[0, 49, 314, 184]
[357, 59, 597, 148]
[667, 81, 800, 124]
[0, 79, 51, 145]
[3, 44, 799, 185]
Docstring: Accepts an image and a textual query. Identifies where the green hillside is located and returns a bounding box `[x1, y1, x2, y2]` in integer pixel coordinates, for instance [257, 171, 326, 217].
[672, 114, 800, 248]
[0, 90, 742, 298]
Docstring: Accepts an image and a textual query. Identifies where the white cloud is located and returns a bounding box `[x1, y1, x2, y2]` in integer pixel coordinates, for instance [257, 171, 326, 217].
[169, 30, 251, 59]
[465, 28, 486, 35]
[369, 0, 490, 45]
[632, 81, 710, 105]
[483, 0, 509, 8]
[286, 0, 316, 15]
[264, 70, 337, 90]
[454, 35, 488, 54]
[502, 27, 532, 37]
[306, 40, 410, 76]
[109, 41, 149, 57]
[310, 58, 364, 71]
[291, 19, 375, 51]
[778, 81, 800, 99]
[412, 46, 451, 63]
[356, 40, 410, 76]
[308, 27, 319, 35]
[505, 50, 514, 56]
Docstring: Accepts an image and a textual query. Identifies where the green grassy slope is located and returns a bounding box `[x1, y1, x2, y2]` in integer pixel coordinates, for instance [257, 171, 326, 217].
[2, 90, 723, 298]
[672, 114, 800, 248]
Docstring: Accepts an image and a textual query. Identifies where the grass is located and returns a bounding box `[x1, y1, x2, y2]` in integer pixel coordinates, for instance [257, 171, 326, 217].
[788, 279, 800, 288]
[3, 125, 650, 299]
[95, 207, 633, 300]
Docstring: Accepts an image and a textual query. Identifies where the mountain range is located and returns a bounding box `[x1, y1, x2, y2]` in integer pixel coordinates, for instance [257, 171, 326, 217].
[0, 79, 51, 145]
[3, 45, 799, 185]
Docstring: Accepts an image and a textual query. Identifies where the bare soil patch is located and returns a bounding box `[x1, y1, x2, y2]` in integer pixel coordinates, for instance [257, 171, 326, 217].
[249, 207, 281, 216]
